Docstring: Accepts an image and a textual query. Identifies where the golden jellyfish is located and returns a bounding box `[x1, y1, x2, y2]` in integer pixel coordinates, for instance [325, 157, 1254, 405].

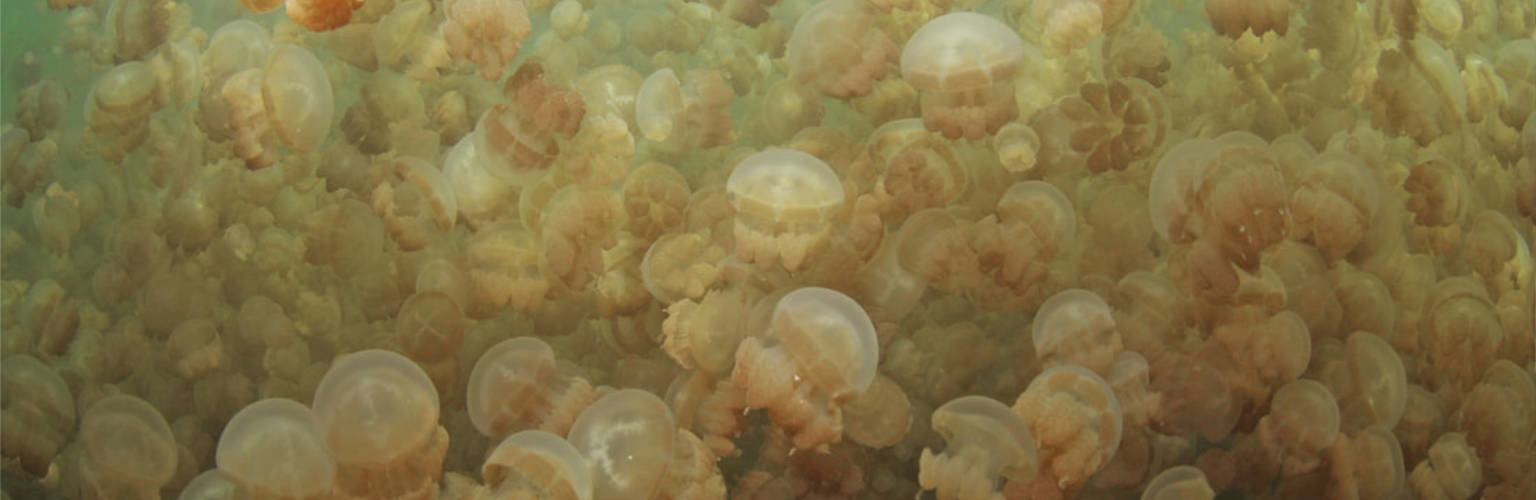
[85, 61, 162, 163]
[785, 0, 897, 100]
[285, 0, 363, 32]
[918, 395, 1039, 500]
[1030, 76, 1170, 174]
[78, 394, 178, 500]
[1032, 289, 1124, 375]
[732, 286, 879, 451]
[1204, 0, 1290, 39]
[441, 0, 532, 81]
[176, 470, 245, 500]
[841, 374, 912, 449]
[855, 207, 975, 317]
[481, 430, 594, 500]
[565, 389, 676, 500]
[1289, 151, 1382, 260]
[900, 12, 1027, 140]
[0, 355, 75, 477]
[1408, 433, 1482, 500]
[216, 398, 337, 499]
[1011, 365, 1124, 493]
[1139, 465, 1214, 500]
[310, 350, 448, 500]
[726, 148, 846, 272]
[1149, 132, 1290, 274]
[466, 337, 597, 438]
[261, 44, 334, 156]
[1256, 379, 1340, 477]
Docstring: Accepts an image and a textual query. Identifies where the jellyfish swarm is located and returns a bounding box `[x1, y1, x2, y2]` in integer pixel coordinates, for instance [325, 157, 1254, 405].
[726, 149, 846, 272]
[918, 395, 1039, 500]
[900, 13, 1028, 140]
[731, 287, 879, 452]
[310, 350, 448, 500]
[441, 0, 531, 81]
[0, 355, 75, 477]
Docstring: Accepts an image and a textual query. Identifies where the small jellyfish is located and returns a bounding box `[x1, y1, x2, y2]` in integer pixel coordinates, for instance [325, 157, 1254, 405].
[1408, 433, 1481, 500]
[216, 398, 336, 499]
[1032, 289, 1123, 375]
[465, 223, 549, 316]
[726, 149, 846, 272]
[1204, 0, 1290, 38]
[394, 290, 466, 364]
[310, 350, 447, 500]
[900, 12, 1028, 139]
[732, 287, 879, 451]
[636, 68, 684, 143]
[176, 470, 246, 500]
[621, 162, 691, 242]
[482, 430, 594, 500]
[566, 389, 676, 500]
[285, 0, 363, 32]
[261, 44, 334, 155]
[78, 395, 178, 500]
[1289, 151, 1382, 260]
[0, 355, 75, 477]
[841, 375, 913, 449]
[785, 0, 897, 99]
[1329, 331, 1408, 430]
[1011, 365, 1123, 492]
[855, 207, 975, 318]
[1329, 426, 1406, 499]
[1139, 465, 1214, 500]
[85, 61, 161, 162]
[918, 395, 1039, 500]
[1149, 132, 1289, 271]
[466, 337, 597, 438]
[440, 0, 531, 81]
[1255, 379, 1339, 476]
[642, 232, 728, 304]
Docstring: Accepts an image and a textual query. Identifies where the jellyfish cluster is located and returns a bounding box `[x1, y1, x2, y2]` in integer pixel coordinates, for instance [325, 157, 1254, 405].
[1, 0, 1534, 499]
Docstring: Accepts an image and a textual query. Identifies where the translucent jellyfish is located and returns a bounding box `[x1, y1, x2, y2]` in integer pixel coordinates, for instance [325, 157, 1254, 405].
[372, 156, 457, 251]
[855, 207, 976, 318]
[482, 430, 593, 500]
[968, 181, 1077, 309]
[864, 119, 968, 222]
[85, 61, 161, 162]
[841, 375, 913, 449]
[621, 162, 691, 242]
[176, 470, 246, 500]
[1030, 0, 1105, 54]
[785, 0, 897, 99]
[310, 350, 447, 499]
[1211, 310, 1311, 407]
[566, 389, 676, 500]
[1030, 77, 1170, 174]
[726, 149, 846, 271]
[1139, 465, 1213, 500]
[465, 223, 549, 316]
[1408, 433, 1481, 500]
[15, 78, 67, 139]
[642, 232, 728, 304]
[285, 0, 362, 32]
[340, 72, 427, 155]
[1032, 289, 1124, 375]
[1255, 379, 1339, 476]
[1204, 0, 1289, 38]
[261, 44, 334, 155]
[1148, 132, 1290, 271]
[1463, 210, 1533, 296]
[636, 69, 684, 143]
[732, 287, 879, 451]
[1011, 365, 1123, 491]
[1454, 360, 1536, 479]
[918, 395, 1039, 500]
[541, 185, 624, 291]
[167, 318, 224, 380]
[1421, 276, 1505, 389]
[466, 337, 597, 438]
[0, 355, 75, 477]
[1289, 151, 1382, 260]
[394, 290, 466, 364]
[1366, 39, 1468, 146]
[216, 398, 336, 499]
[78, 394, 178, 499]
[993, 122, 1041, 173]
[1319, 331, 1408, 430]
[1330, 426, 1406, 499]
[441, 0, 531, 80]
[900, 12, 1027, 139]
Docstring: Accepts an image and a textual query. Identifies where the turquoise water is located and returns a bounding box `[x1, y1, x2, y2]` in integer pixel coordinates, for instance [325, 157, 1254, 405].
[1, 0, 1533, 499]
